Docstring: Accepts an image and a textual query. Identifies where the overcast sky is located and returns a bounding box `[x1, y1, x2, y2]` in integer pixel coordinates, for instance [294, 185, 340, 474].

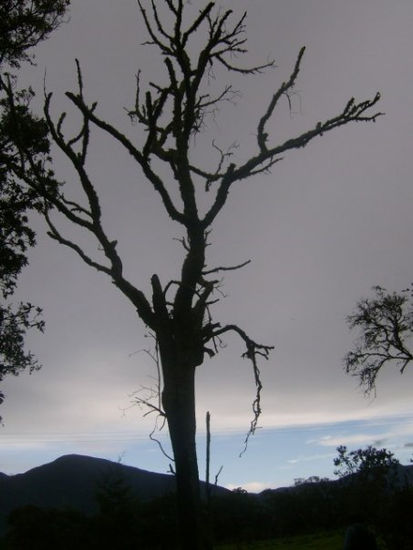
[1, 0, 413, 491]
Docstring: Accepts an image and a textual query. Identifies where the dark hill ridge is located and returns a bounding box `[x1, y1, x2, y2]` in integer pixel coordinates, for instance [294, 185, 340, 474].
[257, 463, 413, 499]
[2, 455, 412, 536]
[1, 454, 176, 512]
[0, 454, 229, 534]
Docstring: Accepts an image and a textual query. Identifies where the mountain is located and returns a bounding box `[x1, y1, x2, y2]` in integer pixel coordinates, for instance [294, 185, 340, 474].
[0, 454, 228, 534]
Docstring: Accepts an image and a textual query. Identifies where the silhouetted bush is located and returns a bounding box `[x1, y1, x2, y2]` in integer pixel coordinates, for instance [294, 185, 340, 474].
[5, 505, 90, 549]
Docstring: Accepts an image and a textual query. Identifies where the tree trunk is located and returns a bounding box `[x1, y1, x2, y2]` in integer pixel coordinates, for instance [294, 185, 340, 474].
[162, 361, 211, 550]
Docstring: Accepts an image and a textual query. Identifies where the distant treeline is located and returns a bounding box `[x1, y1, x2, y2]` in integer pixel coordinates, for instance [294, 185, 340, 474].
[1, 469, 413, 549]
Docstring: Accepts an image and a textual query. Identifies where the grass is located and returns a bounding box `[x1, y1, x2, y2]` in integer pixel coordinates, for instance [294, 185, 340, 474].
[215, 528, 391, 550]
[215, 529, 344, 550]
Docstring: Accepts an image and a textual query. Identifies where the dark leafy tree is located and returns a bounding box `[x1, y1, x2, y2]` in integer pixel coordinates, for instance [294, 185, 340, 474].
[0, 0, 69, 68]
[334, 445, 413, 549]
[0, 302, 44, 410]
[345, 285, 413, 394]
[3, 2, 382, 548]
[0, 86, 49, 416]
[93, 469, 141, 550]
[334, 445, 399, 480]
[0, 1, 70, 420]
[334, 445, 399, 527]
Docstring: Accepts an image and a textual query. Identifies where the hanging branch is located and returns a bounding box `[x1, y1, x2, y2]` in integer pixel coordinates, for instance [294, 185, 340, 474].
[206, 323, 274, 454]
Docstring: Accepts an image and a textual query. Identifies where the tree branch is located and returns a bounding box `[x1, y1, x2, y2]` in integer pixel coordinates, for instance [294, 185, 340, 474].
[207, 323, 274, 453]
[202, 259, 251, 276]
[65, 90, 186, 225]
[203, 89, 382, 228]
[257, 47, 305, 153]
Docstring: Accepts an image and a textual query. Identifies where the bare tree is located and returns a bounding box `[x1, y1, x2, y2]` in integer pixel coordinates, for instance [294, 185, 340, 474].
[345, 285, 413, 394]
[3, 2, 382, 548]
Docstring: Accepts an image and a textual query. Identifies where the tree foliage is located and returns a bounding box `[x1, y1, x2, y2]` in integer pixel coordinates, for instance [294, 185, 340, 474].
[345, 285, 413, 393]
[0, 0, 69, 68]
[334, 444, 399, 480]
[0, 303, 43, 409]
[0, 86, 49, 420]
[0, 0, 70, 420]
[2, 2, 382, 548]
[333, 445, 413, 549]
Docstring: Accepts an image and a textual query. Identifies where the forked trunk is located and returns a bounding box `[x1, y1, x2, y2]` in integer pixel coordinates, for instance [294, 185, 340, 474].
[162, 361, 211, 550]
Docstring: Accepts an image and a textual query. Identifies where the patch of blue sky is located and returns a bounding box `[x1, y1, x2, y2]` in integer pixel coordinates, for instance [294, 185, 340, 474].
[195, 412, 413, 491]
[2, 413, 413, 492]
